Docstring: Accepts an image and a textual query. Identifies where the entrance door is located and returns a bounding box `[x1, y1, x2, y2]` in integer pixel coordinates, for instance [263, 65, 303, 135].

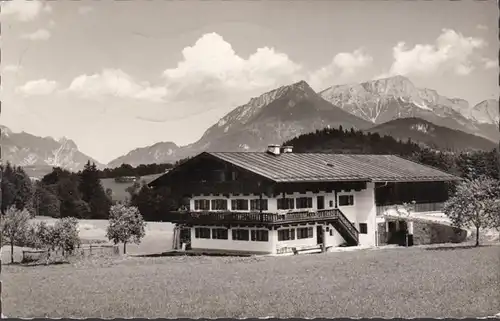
[317, 196, 325, 210]
[316, 225, 324, 245]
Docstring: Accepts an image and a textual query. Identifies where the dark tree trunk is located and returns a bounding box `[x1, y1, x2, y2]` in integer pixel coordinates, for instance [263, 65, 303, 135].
[475, 226, 480, 247]
[123, 242, 127, 254]
[10, 241, 14, 264]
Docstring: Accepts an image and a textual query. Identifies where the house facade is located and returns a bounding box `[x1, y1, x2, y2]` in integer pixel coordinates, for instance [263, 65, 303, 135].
[150, 145, 460, 255]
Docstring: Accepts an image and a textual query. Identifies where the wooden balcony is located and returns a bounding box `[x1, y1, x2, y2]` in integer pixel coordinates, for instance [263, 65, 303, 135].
[165, 209, 343, 226]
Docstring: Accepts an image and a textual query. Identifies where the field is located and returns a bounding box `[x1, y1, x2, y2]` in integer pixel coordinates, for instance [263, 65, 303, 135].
[2, 243, 499, 318]
[1, 216, 175, 263]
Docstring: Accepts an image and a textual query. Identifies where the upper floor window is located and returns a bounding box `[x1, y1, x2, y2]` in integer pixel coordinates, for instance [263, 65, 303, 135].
[231, 199, 249, 211]
[194, 199, 210, 211]
[296, 197, 313, 209]
[277, 198, 295, 210]
[250, 199, 268, 211]
[211, 199, 228, 211]
[338, 195, 354, 206]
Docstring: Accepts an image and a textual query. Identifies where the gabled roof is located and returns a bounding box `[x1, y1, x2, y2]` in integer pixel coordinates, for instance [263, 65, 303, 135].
[149, 151, 461, 187]
[206, 152, 460, 183]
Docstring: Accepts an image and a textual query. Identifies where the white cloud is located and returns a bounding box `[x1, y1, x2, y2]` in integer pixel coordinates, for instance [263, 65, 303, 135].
[78, 6, 93, 15]
[308, 49, 373, 90]
[476, 24, 488, 30]
[162, 33, 302, 100]
[482, 57, 498, 70]
[2, 64, 22, 72]
[64, 33, 303, 121]
[386, 29, 486, 77]
[66, 69, 167, 103]
[21, 28, 51, 41]
[16, 79, 58, 95]
[48, 20, 56, 28]
[0, 0, 52, 21]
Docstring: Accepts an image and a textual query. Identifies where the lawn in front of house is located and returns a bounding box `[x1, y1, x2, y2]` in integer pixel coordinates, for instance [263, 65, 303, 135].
[1, 217, 175, 263]
[2, 244, 499, 318]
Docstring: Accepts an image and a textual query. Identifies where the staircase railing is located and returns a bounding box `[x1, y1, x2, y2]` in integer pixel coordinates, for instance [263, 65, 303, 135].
[334, 209, 359, 245]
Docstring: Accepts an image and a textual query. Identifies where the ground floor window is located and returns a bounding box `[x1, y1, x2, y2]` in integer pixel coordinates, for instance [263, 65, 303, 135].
[194, 199, 210, 211]
[278, 228, 295, 241]
[251, 230, 269, 242]
[232, 229, 250, 241]
[359, 223, 368, 234]
[212, 228, 229, 239]
[297, 226, 314, 239]
[194, 227, 211, 239]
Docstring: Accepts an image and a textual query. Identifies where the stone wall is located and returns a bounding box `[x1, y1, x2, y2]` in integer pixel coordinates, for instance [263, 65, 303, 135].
[412, 221, 467, 245]
[377, 220, 467, 246]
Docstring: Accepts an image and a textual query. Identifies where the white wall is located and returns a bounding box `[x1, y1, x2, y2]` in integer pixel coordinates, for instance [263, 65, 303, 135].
[324, 223, 347, 248]
[190, 226, 277, 254]
[336, 182, 377, 247]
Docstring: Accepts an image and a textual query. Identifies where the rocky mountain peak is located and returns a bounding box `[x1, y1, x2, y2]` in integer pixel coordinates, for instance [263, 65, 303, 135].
[57, 136, 79, 149]
[471, 99, 499, 125]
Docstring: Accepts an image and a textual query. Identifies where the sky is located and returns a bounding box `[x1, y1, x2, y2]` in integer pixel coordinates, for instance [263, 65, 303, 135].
[1, 0, 498, 164]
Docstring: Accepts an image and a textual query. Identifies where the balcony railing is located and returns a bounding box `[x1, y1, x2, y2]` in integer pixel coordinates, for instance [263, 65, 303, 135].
[376, 202, 445, 216]
[166, 209, 342, 225]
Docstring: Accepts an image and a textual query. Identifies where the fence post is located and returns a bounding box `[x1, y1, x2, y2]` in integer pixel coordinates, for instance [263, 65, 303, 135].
[90, 244, 93, 256]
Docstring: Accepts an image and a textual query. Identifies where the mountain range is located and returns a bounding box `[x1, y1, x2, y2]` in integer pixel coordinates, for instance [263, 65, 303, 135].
[2, 75, 498, 174]
[0, 125, 104, 175]
[320, 76, 499, 142]
[368, 118, 497, 152]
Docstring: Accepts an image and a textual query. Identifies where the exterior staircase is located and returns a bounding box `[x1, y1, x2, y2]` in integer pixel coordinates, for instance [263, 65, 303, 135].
[331, 209, 359, 246]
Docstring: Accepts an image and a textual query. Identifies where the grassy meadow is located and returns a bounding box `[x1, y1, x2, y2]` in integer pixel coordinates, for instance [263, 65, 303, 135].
[1, 216, 175, 263]
[2, 244, 499, 318]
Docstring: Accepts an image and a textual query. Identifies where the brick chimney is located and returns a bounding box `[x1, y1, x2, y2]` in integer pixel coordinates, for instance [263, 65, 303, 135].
[267, 144, 281, 155]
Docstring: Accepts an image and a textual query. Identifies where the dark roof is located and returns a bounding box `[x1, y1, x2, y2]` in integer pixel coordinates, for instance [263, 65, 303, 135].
[205, 152, 460, 183]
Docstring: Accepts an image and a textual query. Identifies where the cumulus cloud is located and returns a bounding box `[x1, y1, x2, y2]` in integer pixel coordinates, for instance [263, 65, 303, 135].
[308, 49, 373, 90]
[21, 28, 51, 41]
[386, 29, 486, 77]
[64, 33, 303, 121]
[16, 79, 58, 95]
[162, 32, 302, 103]
[0, 0, 52, 21]
[66, 69, 167, 103]
[78, 6, 93, 15]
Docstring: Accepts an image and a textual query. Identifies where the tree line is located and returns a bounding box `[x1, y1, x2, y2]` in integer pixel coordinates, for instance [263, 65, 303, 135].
[97, 158, 191, 179]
